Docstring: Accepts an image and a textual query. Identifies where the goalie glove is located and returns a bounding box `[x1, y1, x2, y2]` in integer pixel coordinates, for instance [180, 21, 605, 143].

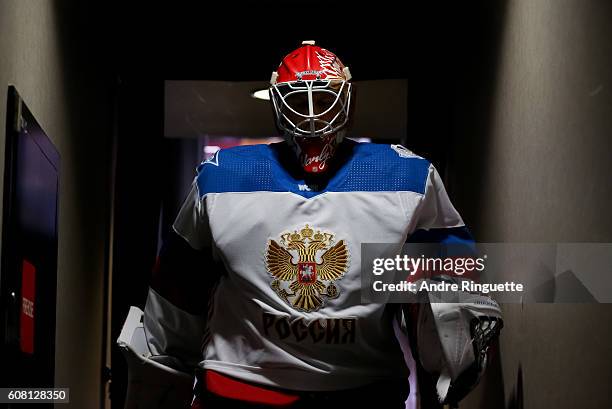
[412, 277, 503, 406]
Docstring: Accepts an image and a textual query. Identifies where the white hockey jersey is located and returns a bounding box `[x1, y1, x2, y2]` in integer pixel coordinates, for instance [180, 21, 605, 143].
[144, 140, 469, 391]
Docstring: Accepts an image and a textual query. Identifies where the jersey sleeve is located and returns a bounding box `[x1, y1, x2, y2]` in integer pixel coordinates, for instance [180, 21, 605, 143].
[172, 177, 211, 250]
[143, 175, 218, 373]
[403, 165, 499, 406]
[407, 164, 474, 244]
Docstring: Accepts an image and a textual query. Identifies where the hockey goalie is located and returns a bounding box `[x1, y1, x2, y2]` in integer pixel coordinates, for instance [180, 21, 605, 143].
[119, 41, 503, 408]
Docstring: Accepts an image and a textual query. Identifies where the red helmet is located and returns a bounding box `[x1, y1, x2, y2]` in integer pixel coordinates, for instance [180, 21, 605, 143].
[269, 41, 353, 173]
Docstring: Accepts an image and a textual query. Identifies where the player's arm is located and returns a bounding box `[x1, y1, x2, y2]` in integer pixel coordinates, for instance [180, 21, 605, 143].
[403, 163, 503, 407]
[143, 176, 220, 374]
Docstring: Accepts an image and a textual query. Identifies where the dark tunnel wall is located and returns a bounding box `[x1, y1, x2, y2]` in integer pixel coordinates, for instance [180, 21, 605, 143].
[0, 1, 114, 408]
[447, 1, 612, 408]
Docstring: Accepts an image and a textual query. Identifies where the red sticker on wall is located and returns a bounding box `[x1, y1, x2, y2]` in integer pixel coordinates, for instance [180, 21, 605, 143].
[20, 259, 36, 354]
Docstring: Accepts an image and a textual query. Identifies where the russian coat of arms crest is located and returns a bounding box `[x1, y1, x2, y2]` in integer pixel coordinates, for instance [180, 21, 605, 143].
[265, 224, 349, 312]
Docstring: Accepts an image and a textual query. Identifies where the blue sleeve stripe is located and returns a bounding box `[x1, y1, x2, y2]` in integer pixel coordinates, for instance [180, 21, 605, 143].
[406, 226, 474, 244]
[406, 226, 477, 257]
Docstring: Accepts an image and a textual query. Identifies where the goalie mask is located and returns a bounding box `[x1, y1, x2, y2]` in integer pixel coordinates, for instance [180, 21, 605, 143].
[269, 41, 353, 173]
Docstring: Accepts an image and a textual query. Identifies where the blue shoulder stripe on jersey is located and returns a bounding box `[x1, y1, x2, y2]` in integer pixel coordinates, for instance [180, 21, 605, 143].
[195, 142, 431, 198]
[332, 143, 429, 194]
[196, 145, 282, 196]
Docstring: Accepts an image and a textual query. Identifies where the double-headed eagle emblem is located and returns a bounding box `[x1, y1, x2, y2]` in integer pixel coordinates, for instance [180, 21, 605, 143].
[265, 225, 349, 312]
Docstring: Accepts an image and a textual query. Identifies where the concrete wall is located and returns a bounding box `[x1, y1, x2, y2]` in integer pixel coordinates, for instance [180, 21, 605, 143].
[0, 1, 112, 407]
[448, 1, 612, 407]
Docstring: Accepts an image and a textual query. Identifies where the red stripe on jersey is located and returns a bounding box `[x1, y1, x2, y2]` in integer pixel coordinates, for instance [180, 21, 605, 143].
[204, 370, 300, 406]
